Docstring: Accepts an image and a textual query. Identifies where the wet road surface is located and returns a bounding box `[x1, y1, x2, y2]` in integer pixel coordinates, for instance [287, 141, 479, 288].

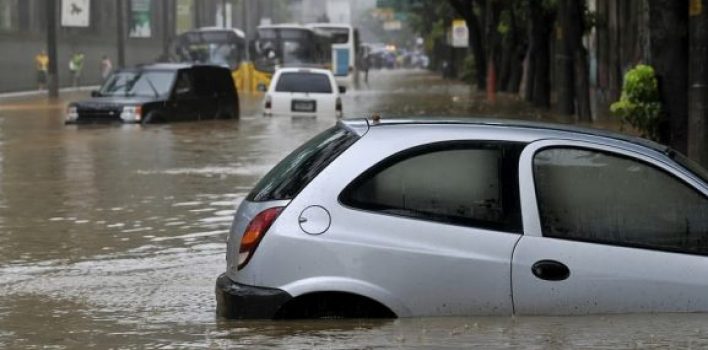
[1, 69, 708, 349]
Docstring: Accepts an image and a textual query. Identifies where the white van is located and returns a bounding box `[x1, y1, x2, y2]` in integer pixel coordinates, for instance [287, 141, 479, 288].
[264, 67, 344, 118]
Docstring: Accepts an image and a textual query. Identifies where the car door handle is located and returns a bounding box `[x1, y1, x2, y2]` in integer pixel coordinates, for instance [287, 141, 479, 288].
[531, 260, 570, 281]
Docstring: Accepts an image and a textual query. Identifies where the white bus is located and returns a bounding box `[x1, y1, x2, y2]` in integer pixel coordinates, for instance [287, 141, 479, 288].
[307, 23, 360, 87]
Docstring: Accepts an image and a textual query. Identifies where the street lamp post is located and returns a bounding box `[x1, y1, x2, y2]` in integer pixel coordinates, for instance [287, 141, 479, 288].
[243, 0, 249, 60]
[117, 0, 126, 68]
[222, 0, 227, 28]
[46, 0, 58, 98]
[163, 0, 171, 59]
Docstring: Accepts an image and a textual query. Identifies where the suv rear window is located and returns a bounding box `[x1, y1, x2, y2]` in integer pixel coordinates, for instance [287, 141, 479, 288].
[275, 72, 333, 93]
[247, 126, 359, 202]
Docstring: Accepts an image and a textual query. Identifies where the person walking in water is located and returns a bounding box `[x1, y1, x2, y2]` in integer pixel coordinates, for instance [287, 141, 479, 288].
[69, 52, 85, 87]
[35, 50, 49, 90]
[100, 55, 113, 82]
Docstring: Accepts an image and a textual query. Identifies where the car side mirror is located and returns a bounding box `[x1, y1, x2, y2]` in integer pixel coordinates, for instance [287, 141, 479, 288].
[257, 83, 267, 92]
[338, 86, 346, 94]
[91, 90, 101, 97]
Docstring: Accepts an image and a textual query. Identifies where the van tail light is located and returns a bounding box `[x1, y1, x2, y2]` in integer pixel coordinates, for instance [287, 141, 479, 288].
[264, 94, 272, 115]
[335, 97, 342, 118]
[238, 207, 283, 270]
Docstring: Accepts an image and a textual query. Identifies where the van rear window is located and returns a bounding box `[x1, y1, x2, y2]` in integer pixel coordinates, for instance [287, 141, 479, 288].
[247, 126, 359, 202]
[275, 72, 333, 93]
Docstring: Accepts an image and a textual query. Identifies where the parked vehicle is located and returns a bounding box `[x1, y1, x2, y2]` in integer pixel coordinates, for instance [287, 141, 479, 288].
[65, 63, 238, 124]
[216, 118, 708, 319]
[263, 67, 344, 118]
[307, 23, 361, 87]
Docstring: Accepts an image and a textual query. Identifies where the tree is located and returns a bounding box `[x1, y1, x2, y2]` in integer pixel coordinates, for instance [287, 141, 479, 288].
[647, 0, 688, 152]
[448, 0, 487, 90]
[688, 0, 708, 166]
[556, 0, 591, 120]
[497, 2, 526, 93]
[526, 0, 556, 108]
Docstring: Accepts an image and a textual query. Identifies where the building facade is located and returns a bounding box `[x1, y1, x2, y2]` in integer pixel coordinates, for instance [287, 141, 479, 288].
[0, 0, 288, 93]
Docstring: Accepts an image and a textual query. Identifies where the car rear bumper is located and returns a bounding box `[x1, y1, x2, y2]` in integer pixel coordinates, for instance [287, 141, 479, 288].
[215, 273, 292, 319]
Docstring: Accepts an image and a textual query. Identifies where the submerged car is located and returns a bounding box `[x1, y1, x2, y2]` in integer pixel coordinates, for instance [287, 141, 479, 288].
[65, 63, 238, 124]
[263, 67, 344, 118]
[216, 118, 708, 319]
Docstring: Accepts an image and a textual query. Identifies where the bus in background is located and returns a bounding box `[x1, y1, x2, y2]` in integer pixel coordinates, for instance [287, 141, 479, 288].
[170, 25, 331, 94]
[307, 23, 360, 87]
[252, 24, 331, 91]
[169, 27, 248, 91]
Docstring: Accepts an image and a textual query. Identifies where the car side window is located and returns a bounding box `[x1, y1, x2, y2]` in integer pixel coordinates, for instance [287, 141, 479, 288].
[534, 147, 708, 254]
[340, 142, 524, 233]
[191, 69, 213, 97]
[173, 71, 193, 98]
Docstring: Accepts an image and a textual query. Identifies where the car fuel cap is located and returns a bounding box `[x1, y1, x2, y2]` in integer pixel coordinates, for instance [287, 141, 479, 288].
[298, 205, 331, 235]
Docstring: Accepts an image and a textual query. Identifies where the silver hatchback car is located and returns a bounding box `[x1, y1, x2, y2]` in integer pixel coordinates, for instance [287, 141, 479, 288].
[216, 118, 708, 319]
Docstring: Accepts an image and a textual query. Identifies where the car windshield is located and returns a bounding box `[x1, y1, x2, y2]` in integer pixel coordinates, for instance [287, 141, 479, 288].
[99, 71, 175, 97]
[315, 27, 350, 44]
[247, 126, 359, 201]
[275, 72, 332, 93]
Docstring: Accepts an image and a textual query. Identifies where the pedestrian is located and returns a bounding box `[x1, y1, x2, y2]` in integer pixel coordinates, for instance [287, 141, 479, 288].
[69, 52, 85, 87]
[360, 53, 370, 84]
[35, 50, 49, 90]
[100, 55, 113, 82]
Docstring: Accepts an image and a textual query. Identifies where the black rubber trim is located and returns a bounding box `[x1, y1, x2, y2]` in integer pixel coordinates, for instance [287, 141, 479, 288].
[215, 274, 292, 319]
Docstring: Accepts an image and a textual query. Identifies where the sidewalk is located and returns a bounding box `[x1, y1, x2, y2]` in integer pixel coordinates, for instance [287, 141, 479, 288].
[0, 85, 99, 101]
[0, 86, 101, 113]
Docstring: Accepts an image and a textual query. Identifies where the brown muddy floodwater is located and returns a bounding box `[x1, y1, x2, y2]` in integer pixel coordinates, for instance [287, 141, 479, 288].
[1, 70, 707, 349]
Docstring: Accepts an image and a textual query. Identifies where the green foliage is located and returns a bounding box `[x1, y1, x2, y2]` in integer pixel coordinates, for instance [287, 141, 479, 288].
[460, 54, 476, 84]
[610, 64, 663, 140]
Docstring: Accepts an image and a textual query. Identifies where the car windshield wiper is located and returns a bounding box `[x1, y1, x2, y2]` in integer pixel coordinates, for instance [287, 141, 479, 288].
[102, 83, 131, 96]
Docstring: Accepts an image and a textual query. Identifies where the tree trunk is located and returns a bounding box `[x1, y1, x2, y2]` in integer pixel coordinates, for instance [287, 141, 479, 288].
[505, 5, 524, 93]
[528, 0, 553, 108]
[688, 0, 708, 167]
[556, 0, 575, 115]
[648, 0, 689, 151]
[448, 0, 487, 90]
[568, 0, 592, 121]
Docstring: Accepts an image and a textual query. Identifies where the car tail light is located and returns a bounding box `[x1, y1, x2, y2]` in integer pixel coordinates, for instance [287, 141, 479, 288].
[264, 94, 272, 115]
[335, 97, 342, 118]
[238, 207, 283, 270]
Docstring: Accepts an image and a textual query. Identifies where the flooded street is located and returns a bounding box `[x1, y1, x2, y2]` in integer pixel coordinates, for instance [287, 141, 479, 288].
[1, 70, 707, 349]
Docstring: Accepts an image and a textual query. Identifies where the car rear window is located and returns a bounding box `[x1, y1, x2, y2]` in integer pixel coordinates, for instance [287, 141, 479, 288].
[275, 72, 333, 93]
[247, 126, 359, 202]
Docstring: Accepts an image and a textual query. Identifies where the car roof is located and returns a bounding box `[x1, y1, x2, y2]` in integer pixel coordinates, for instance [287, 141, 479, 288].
[275, 67, 334, 75]
[306, 23, 353, 29]
[192, 26, 246, 37]
[258, 23, 311, 30]
[120, 63, 229, 72]
[339, 117, 671, 155]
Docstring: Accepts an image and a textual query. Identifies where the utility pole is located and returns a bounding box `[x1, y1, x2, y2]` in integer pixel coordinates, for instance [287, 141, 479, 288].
[222, 0, 227, 28]
[117, 0, 126, 68]
[243, 0, 250, 61]
[163, 0, 171, 59]
[689, 0, 708, 167]
[46, 0, 58, 98]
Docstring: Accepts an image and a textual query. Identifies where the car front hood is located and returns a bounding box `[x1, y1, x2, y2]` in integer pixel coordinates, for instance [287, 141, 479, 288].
[72, 96, 161, 108]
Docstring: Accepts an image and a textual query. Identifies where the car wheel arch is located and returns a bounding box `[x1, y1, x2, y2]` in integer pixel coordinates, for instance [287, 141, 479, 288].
[279, 277, 411, 317]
